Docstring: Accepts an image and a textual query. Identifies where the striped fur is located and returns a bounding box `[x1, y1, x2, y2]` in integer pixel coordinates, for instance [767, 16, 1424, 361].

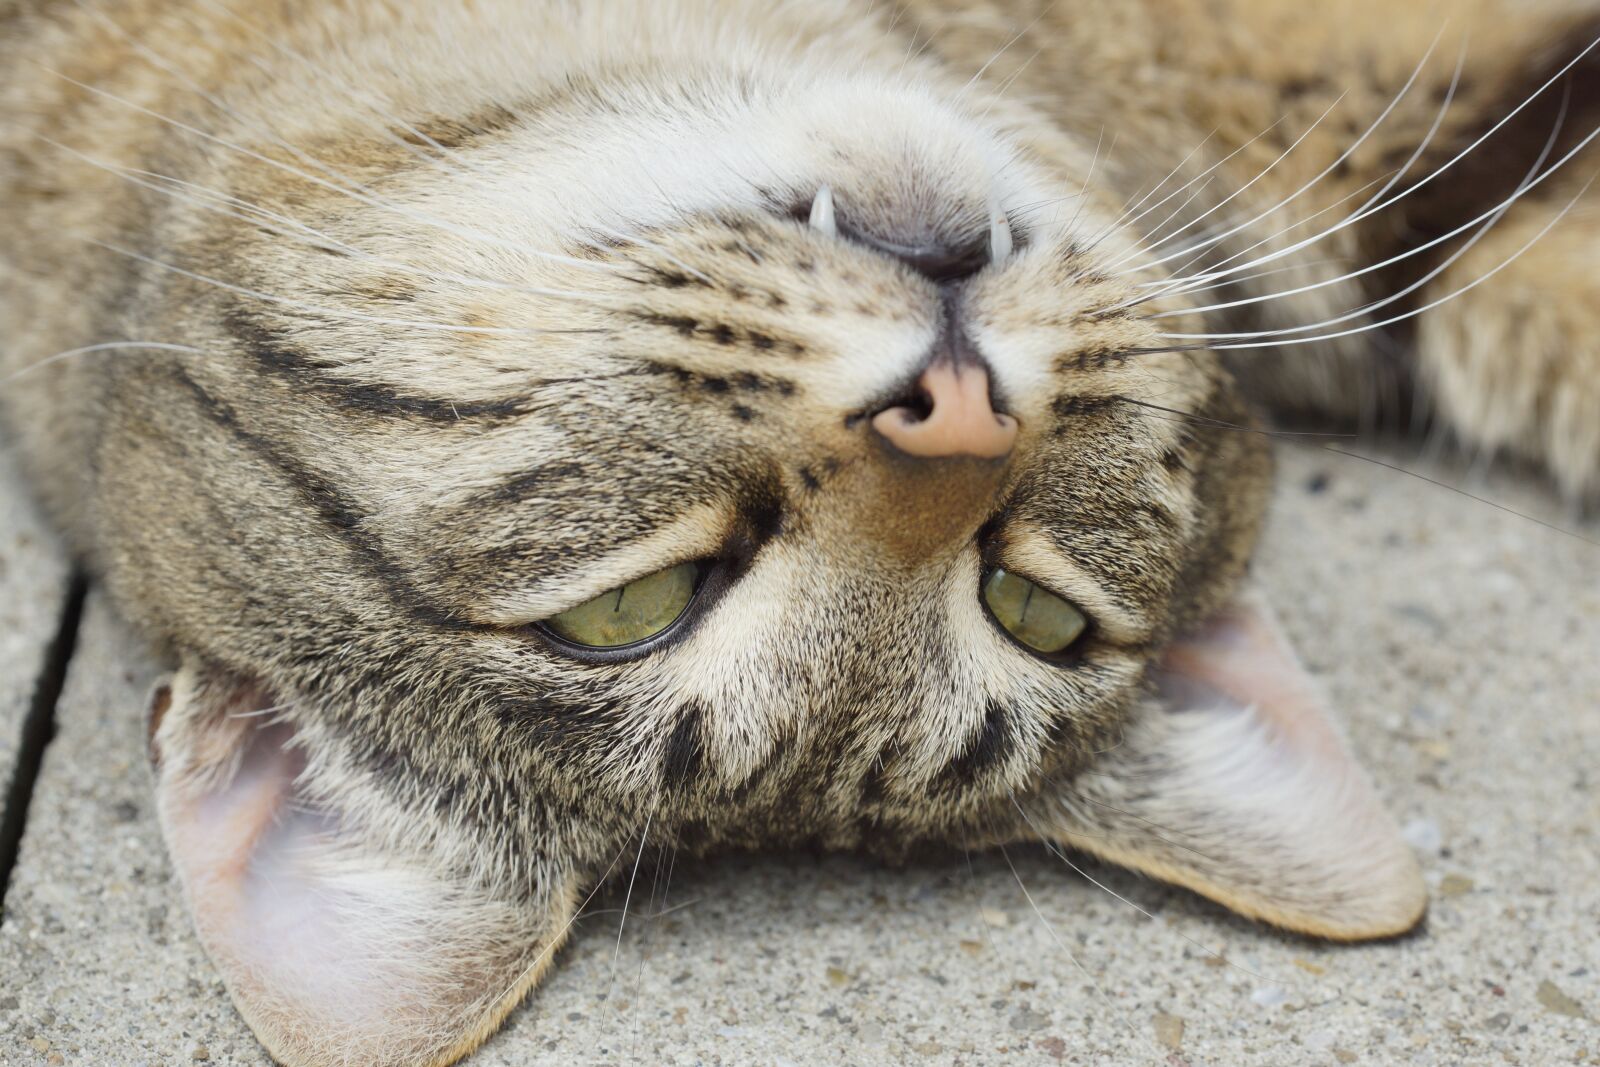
[2, 1, 1597, 1063]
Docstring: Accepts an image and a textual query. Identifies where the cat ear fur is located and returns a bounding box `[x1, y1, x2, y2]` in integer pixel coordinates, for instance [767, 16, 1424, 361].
[1041, 588, 1427, 940]
[149, 663, 578, 1067]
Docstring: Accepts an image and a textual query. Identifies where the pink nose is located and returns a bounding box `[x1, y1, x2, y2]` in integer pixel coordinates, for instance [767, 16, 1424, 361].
[871, 362, 1018, 459]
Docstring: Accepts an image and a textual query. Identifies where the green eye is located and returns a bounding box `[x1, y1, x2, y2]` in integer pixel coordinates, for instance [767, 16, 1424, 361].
[544, 562, 701, 649]
[982, 568, 1087, 655]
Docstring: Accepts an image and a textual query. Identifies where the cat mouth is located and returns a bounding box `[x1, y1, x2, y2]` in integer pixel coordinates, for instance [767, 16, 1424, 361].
[790, 183, 1022, 280]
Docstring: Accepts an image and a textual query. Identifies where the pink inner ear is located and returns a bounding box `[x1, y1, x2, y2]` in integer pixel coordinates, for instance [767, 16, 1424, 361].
[162, 718, 418, 1030]
[1114, 588, 1428, 939]
[155, 688, 570, 1067]
[1160, 590, 1348, 763]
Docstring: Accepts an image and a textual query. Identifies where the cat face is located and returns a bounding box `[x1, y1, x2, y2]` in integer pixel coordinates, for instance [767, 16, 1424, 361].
[139, 66, 1267, 846]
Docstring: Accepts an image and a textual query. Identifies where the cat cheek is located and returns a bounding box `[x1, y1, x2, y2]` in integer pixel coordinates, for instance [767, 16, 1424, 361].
[152, 662, 580, 1067]
[1035, 588, 1427, 941]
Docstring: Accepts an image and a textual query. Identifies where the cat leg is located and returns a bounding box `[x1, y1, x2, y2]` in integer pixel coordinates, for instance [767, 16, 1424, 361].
[1413, 171, 1600, 501]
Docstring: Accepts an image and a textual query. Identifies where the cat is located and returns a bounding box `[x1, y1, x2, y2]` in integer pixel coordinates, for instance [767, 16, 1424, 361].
[1, 1, 1597, 1065]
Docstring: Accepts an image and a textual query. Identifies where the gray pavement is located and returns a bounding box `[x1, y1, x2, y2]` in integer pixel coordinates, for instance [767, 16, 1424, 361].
[0, 444, 1595, 1067]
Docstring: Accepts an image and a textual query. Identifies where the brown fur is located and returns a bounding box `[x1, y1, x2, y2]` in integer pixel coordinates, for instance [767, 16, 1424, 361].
[2, 1, 1596, 1063]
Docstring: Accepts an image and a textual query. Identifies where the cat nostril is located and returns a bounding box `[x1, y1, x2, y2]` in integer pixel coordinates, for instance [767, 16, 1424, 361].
[871, 362, 1018, 460]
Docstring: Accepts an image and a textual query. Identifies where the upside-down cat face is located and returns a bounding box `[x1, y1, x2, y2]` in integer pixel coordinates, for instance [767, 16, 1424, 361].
[0, 2, 1426, 1063]
[145, 65, 1267, 842]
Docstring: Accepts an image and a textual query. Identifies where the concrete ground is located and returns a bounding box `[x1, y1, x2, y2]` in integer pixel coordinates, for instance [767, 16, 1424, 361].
[0, 439, 1595, 1067]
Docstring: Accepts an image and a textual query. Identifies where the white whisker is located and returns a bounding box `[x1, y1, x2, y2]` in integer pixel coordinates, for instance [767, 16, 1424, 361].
[1155, 81, 1568, 335]
[1102, 91, 1350, 273]
[34, 65, 622, 276]
[1128, 30, 1600, 293]
[1125, 41, 1468, 307]
[1, 342, 206, 386]
[606, 803, 657, 1003]
[997, 844, 1165, 1062]
[1013, 799, 1266, 980]
[1110, 26, 1447, 276]
[91, 240, 596, 335]
[1163, 170, 1596, 347]
[1158, 123, 1598, 339]
[40, 138, 622, 309]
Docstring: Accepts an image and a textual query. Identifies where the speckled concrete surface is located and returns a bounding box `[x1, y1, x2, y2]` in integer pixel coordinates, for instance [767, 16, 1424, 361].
[0, 444, 1595, 1067]
[0, 446, 70, 817]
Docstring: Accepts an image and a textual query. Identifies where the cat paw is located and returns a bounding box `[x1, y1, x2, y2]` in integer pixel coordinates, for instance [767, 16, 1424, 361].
[1415, 197, 1600, 503]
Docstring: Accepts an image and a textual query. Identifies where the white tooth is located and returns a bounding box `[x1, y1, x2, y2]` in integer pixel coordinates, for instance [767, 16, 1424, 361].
[809, 185, 837, 237]
[989, 211, 1013, 264]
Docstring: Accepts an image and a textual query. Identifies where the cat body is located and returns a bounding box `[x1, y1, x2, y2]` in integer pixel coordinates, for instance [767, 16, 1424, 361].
[1, 2, 1596, 1064]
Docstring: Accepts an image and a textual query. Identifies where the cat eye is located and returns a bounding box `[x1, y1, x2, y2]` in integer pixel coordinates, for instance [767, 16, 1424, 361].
[542, 562, 702, 649]
[981, 567, 1088, 656]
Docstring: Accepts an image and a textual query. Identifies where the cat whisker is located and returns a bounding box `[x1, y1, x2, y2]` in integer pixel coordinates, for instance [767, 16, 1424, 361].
[1113, 178, 1221, 269]
[1101, 90, 1352, 275]
[481, 840, 637, 1029]
[650, 896, 699, 919]
[1104, 397, 1357, 440]
[996, 843, 1165, 1062]
[0, 342, 207, 386]
[1011, 800, 1267, 982]
[962, 847, 1011, 963]
[1315, 446, 1600, 548]
[1114, 168, 1400, 314]
[1062, 126, 1113, 241]
[1143, 88, 1574, 329]
[1043, 788, 1219, 861]
[89, 239, 606, 336]
[182, 0, 551, 210]
[75, 0, 419, 200]
[1005, 191, 1085, 227]
[1087, 127, 1222, 248]
[957, 5, 1053, 100]
[181, 4, 508, 208]
[35, 65, 622, 277]
[1126, 30, 1600, 296]
[1349, 41, 1469, 218]
[971, 45, 1047, 125]
[1109, 26, 1447, 277]
[607, 802, 658, 990]
[594, 225, 719, 286]
[1131, 41, 1464, 298]
[631, 838, 687, 1055]
[1135, 256, 1355, 306]
[40, 139, 624, 309]
[1155, 166, 1598, 346]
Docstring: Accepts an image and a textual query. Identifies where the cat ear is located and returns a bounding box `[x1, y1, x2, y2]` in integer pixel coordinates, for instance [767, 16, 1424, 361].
[148, 663, 578, 1067]
[1042, 589, 1426, 940]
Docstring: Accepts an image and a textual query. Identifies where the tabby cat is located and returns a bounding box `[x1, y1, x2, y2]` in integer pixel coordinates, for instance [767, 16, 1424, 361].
[2, 1, 1596, 1064]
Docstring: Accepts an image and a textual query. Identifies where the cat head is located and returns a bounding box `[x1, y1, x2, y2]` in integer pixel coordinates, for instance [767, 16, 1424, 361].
[88, 12, 1423, 1065]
